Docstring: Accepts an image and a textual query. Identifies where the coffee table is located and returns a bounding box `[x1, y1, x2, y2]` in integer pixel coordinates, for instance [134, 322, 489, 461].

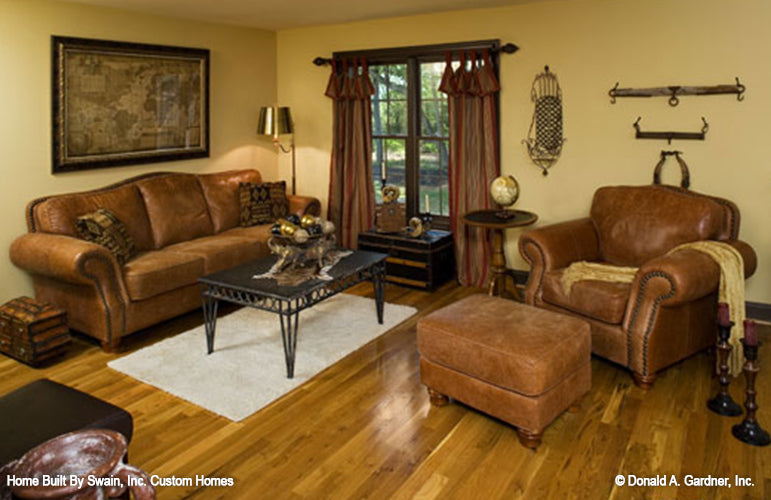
[198, 250, 387, 378]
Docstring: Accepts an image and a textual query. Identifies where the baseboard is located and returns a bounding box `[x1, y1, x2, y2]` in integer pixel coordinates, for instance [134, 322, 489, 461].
[512, 269, 770, 321]
[747, 302, 771, 323]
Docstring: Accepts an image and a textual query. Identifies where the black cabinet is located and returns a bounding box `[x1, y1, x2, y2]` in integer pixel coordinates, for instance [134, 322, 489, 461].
[358, 230, 455, 290]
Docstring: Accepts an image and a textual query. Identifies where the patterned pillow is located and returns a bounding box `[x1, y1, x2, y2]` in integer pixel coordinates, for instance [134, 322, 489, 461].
[238, 181, 289, 226]
[75, 208, 137, 265]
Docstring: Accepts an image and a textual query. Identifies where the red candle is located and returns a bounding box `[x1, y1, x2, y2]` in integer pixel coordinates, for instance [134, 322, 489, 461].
[717, 302, 730, 326]
[744, 319, 758, 346]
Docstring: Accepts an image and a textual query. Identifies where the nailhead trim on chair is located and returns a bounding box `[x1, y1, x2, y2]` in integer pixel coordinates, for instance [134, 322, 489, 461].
[626, 271, 676, 376]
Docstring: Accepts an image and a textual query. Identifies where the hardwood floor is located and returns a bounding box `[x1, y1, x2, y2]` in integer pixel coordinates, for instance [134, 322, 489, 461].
[1, 283, 770, 499]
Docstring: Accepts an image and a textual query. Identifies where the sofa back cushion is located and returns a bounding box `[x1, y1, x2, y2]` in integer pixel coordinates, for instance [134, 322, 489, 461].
[32, 184, 155, 251]
[197, 169, 262, 233]
[136, 174, 214, 248]
[590, 185, 726, 267]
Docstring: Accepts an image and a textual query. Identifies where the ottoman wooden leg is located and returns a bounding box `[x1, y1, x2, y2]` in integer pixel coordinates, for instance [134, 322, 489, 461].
[632, 372, 656, 390]
[516, 428, 542, 450]
[568, 396, 583, 413]
[427, 388, 450, 406]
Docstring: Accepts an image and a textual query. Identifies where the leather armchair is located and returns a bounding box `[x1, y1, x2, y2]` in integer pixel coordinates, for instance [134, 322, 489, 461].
[519, 185, 757, 388]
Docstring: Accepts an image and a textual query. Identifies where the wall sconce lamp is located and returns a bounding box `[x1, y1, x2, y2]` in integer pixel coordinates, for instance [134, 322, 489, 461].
[257, 106, 296, 194]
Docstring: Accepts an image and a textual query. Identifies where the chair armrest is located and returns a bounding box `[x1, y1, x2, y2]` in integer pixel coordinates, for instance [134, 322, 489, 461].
[518, 218, 599, 304]
[632, 250, 721, 308]
[726, 240, 757, 278]
[288, 195, 321, 217]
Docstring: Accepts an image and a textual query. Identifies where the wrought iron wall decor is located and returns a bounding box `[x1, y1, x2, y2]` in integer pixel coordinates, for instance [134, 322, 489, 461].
[653, 150, 690, 189]
[633, 117, 709, 144]
[609, 78, 745, 106]
[523, 66, 565, 176]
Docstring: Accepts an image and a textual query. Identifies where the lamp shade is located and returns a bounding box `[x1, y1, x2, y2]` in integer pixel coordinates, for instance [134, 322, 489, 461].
[257, 106, 293, 136]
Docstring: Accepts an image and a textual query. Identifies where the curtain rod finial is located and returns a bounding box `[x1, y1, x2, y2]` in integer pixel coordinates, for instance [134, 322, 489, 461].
[500, 43, 519, 54]
[313, 57, 330, 66]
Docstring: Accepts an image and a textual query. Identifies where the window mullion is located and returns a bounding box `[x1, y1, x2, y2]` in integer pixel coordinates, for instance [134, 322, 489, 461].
[405, 57, 419, 219]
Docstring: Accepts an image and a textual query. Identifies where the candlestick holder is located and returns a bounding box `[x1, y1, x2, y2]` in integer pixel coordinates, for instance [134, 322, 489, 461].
[732, 340, 771, 446]
[707, 321, 743, 416]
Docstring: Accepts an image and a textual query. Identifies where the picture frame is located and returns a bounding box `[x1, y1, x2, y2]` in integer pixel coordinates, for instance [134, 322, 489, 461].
[51, 36, 210, 173]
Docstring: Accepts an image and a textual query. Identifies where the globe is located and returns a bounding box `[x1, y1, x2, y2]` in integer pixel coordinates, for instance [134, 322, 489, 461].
[490, 175, 520, 208]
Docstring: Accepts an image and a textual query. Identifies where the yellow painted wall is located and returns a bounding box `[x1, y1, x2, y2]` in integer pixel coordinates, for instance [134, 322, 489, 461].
[277, 0, 771, 303]
[0, 0, 278, 302]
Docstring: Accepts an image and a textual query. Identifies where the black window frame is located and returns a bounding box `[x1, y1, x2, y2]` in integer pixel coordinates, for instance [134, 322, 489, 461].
[333, 40, 502, 230]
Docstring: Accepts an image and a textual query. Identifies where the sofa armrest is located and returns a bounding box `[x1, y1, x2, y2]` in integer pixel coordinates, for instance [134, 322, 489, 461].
[11, 233, 121, 284]
[518, 218, 599, 304]
[288, 195, 321, 217]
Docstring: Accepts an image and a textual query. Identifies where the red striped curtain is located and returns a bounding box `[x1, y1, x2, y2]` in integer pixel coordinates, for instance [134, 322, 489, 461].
[439, 50, 501, 287]
[325, 58, 376, 249]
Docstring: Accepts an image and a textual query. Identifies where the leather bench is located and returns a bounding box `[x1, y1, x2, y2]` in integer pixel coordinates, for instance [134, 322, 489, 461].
[0, 379, 133, 466]
[418, 294, 591, 449]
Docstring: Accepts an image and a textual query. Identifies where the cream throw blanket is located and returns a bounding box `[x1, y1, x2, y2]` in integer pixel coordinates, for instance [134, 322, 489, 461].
[560, 241, 745, 376]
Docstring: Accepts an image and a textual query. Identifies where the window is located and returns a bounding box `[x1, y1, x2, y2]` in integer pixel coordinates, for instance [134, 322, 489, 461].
[336, 41, 500, 228]
[371, 62, 449, 219]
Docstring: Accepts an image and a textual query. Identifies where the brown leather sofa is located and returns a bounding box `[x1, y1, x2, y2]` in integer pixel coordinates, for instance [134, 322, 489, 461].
[519, 185, 757, 388]
[10, 169, 320, 351]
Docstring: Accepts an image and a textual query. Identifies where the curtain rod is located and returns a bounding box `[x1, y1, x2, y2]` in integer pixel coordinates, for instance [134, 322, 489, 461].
[312, 41, 518, 66]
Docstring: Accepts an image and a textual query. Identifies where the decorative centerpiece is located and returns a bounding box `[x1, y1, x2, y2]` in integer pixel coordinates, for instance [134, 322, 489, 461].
[490, 174, 520, 218]
[267, 215, 336, 273]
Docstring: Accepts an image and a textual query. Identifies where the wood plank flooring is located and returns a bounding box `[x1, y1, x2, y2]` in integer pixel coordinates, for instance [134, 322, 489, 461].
[1, 283, 770, 499]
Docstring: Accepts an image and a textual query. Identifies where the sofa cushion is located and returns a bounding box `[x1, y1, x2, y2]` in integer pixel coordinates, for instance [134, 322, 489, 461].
[198, 169, 262, 233]
[136, 174, 214, 248]
[221, 225, 273, 258]
[123, 250, 205, 301]
[239, 181, 289, 227]
[76, 208, 137, 265]
[165, 235, 263, 274]
[33, 184, 154, 251]
[590, 185, 725, 267]
[541, 269, 631, 325]
[417, 294, 591, 397]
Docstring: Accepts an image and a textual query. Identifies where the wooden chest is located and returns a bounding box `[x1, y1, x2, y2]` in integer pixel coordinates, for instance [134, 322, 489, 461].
[0, 297, 70, 366]
[358, 229, 455, 290]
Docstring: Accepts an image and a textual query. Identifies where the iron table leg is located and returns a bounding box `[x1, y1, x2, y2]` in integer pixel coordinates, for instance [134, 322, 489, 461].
[373, 266, 385, 325]
[202, 287, 219, 354]
[279, 308, 300, 378]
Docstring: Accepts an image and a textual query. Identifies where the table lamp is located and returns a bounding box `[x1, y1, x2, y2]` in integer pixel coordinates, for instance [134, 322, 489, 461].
[258, 106, 296, 194]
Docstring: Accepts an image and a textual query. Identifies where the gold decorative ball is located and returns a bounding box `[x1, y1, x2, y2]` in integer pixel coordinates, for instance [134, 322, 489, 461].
[279, 220, 297, 236]
[301, 214, 318, 228]
[490, 175, 520, 208]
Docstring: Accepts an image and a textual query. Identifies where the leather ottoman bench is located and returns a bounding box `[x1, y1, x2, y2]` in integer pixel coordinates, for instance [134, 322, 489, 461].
[418, 294, 591, 449]
[0, 379, 133, 466]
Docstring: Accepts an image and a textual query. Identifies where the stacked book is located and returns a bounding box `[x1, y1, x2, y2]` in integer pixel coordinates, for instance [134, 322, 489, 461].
[0, 296, 70, 366]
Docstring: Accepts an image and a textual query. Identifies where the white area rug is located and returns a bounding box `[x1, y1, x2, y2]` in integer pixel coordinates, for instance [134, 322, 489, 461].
[108, 294, 416, 421]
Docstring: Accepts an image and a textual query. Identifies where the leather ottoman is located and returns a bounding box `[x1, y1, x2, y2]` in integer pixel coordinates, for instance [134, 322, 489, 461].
[418, 294, 591, 449]
[0, 379, 133, 466]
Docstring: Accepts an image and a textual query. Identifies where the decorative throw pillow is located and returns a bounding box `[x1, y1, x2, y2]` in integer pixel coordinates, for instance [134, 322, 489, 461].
[75, 208, 137, 265]
[239, 181, 289, 226]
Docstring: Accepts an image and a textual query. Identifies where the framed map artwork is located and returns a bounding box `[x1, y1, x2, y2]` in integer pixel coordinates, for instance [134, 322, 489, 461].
[51, 36, 210, 173]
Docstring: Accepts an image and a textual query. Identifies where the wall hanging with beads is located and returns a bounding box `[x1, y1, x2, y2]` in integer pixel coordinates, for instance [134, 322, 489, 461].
[523, 65, 566, 176]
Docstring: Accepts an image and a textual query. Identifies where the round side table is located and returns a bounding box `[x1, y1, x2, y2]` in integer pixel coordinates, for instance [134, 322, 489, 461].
[461, 209, 538, 300]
